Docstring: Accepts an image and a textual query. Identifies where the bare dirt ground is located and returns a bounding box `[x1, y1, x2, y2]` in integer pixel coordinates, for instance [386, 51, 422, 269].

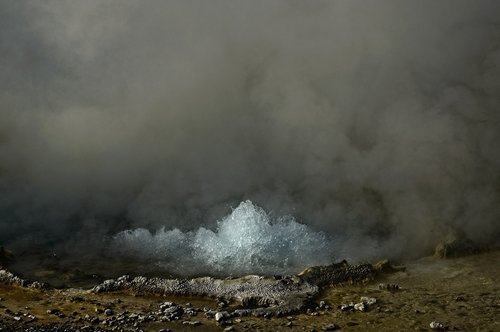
[0, 250, 499, 331]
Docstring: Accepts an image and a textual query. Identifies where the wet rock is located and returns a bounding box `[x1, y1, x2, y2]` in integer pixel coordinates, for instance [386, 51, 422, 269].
[298, 261, 374, 286]
[90, 260, 374, 318]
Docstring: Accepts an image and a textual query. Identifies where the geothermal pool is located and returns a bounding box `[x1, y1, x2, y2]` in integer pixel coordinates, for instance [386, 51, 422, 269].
[6, 201, 341, 287]
[112, 200, 335, 276]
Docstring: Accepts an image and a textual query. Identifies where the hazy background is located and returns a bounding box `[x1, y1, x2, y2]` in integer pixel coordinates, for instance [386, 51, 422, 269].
[1, 1, 499, 266]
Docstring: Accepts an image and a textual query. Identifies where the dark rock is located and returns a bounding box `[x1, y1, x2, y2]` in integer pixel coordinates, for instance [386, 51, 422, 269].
[322, 323, 340, 331]
[378, 283, 399, 291]
[339, 303, 354, 311]
[373, 259, 406, 273]
[435, 235, 482, 259]
[0, 247, 14, 267]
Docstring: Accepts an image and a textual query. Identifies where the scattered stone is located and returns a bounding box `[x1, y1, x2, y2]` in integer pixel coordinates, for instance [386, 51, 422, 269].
[286, 321, 293, 327]
[104, 308, 113, 316]
[223, 327, 235, 332]
[354, 302, 366, 312]
[340, 303, 354, 311]
[182, 320, 201, 326]
[360, 297, 377, 306]
[91, 261, 373, 317]
[160, 302, 175, 309]
[215, 311, 228, 322]
[321, 323, 339, 331]
[429, 321, 447, 330]
[378, 283, 399, 291]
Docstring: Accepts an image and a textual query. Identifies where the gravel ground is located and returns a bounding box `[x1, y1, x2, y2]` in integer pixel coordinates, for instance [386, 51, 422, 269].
[0, 250, 498, 331]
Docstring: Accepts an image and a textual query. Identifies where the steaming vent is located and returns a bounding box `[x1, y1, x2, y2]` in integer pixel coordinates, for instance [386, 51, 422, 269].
[112, 201, 334, 276]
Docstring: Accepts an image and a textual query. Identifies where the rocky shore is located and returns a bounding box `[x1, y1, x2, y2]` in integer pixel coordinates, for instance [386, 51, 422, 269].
[0, 250, 499, 331]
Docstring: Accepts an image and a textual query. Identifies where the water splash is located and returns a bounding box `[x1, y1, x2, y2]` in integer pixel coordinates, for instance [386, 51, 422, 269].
[112, 200, 334, 276]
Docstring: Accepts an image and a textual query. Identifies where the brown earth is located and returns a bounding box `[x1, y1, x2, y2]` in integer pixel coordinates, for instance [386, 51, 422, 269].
[0, 250, 499, 331]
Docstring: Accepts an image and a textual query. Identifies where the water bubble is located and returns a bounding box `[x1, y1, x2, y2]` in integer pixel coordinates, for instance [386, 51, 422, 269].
[112, 200, 335, 276]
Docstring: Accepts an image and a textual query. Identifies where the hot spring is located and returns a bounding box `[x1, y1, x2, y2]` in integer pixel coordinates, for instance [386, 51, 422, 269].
[1, 1, 500, 288]
[111, 200, 335, 276]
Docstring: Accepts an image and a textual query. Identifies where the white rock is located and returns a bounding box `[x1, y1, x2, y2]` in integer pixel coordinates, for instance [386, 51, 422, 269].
[360, 296, 377, 306]
[354, 302, 366, 311]
[215, 312, 224, 321]
[430, 321, 446, 330]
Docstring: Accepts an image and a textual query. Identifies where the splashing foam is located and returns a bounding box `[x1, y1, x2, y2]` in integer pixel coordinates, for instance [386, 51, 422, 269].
[112, 201, 334, 276]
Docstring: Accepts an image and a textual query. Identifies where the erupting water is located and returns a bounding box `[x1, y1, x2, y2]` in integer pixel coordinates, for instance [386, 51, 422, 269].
[112, 201, 334, 276]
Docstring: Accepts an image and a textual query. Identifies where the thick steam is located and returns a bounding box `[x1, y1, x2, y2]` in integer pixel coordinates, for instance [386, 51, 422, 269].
[113, 201, 333, 276]
[1, 1, 500, 271]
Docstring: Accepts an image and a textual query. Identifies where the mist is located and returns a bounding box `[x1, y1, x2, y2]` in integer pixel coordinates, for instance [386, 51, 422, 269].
[1, 1, 500, 272]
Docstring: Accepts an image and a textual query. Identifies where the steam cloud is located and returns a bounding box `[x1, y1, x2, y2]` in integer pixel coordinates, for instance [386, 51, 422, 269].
[1, 1, 500, 270]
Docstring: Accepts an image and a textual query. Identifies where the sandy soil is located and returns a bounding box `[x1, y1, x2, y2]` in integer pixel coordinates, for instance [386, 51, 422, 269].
[0, 250, 499, 331]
